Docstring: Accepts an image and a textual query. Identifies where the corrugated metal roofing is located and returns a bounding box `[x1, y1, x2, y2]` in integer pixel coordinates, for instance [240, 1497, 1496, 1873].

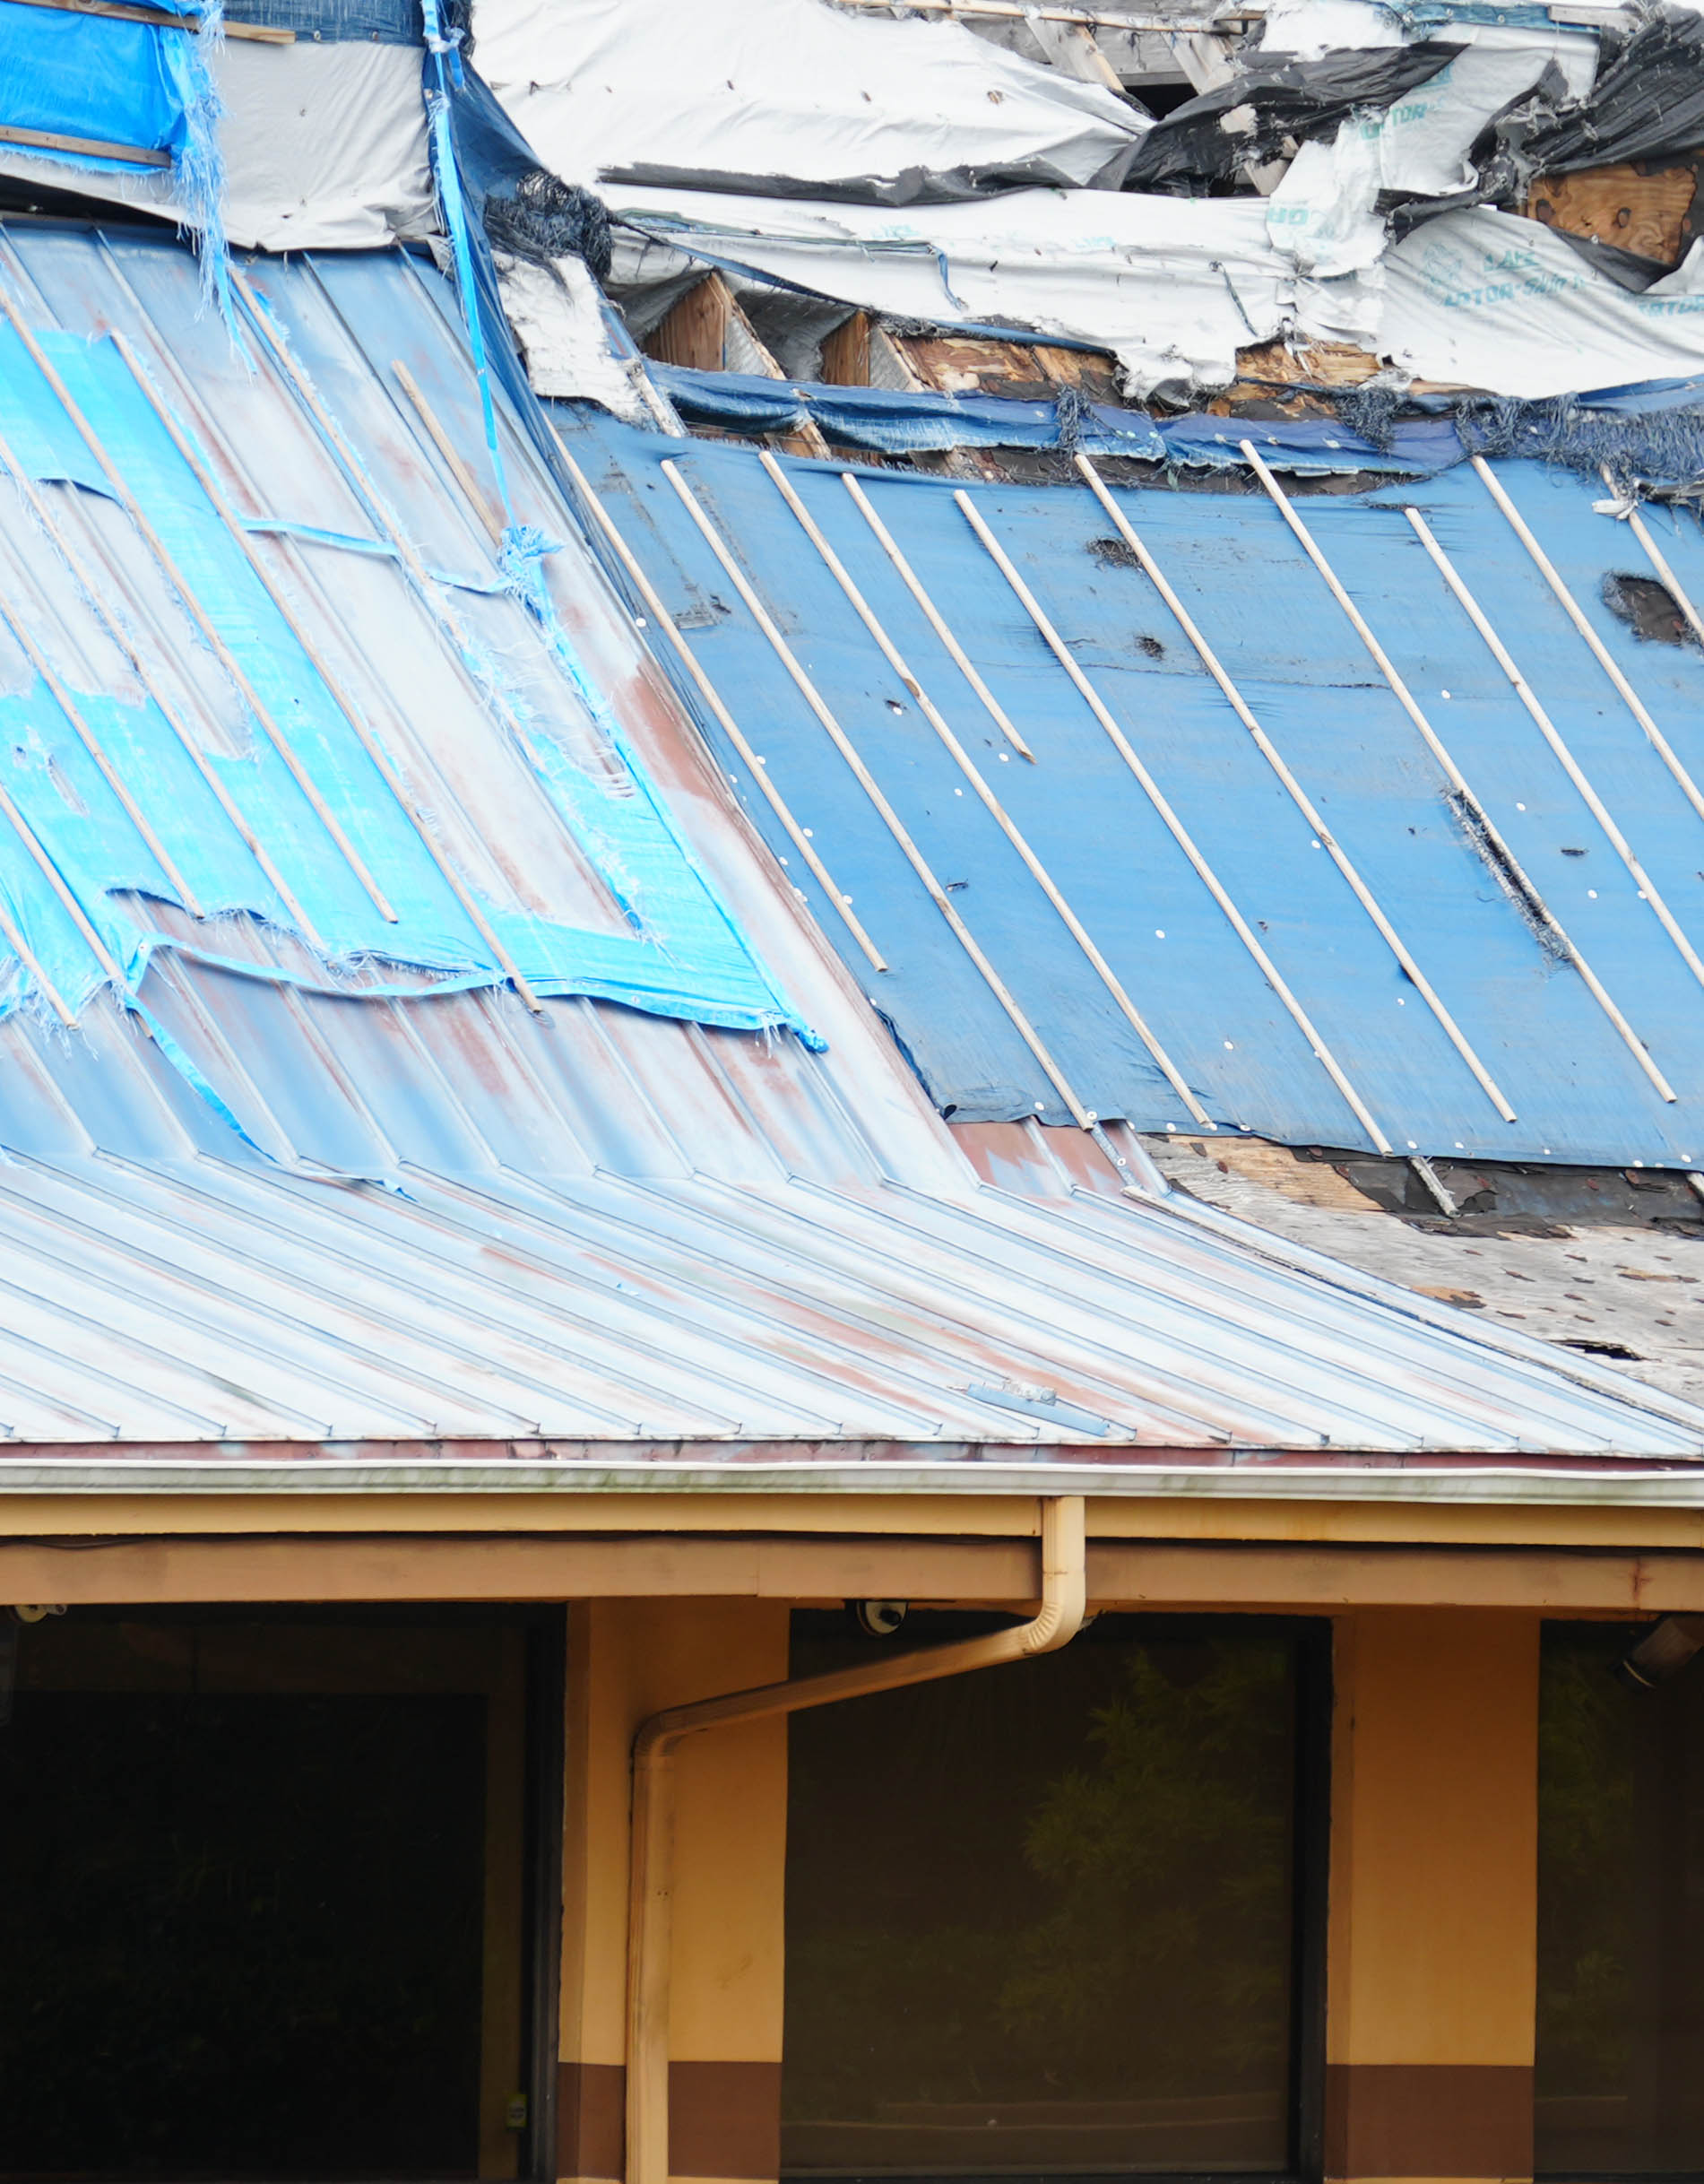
[560, 409, 1704, 1170]
[0, 219, 1699, 1475]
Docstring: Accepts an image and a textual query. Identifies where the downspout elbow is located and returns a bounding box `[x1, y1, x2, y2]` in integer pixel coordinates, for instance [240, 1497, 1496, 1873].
[624, 1495, 1086, 2184]
[1017, 1492, 1087, 1655]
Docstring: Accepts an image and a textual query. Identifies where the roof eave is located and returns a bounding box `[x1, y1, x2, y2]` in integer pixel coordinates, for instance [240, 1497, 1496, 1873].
[4, 1442, 1704, 1504]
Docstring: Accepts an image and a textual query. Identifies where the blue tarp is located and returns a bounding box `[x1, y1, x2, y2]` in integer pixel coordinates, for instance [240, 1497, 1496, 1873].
[0, 1, 229, 313]
[565, 408, 1704, 1166]
[0, 259, 806, 1046]
[0, 0, 198, 170]
[647, 363, 1468, 475]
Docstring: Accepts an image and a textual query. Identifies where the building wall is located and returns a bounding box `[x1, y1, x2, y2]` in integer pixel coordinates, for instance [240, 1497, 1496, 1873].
[1326, 1611, 1541, 2184]
[556, 1595, 1550, 2184]
[558, 1600, 790, 2184]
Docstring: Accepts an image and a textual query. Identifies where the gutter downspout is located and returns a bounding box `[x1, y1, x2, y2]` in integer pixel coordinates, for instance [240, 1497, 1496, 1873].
[624, 1494, 1087, 2184]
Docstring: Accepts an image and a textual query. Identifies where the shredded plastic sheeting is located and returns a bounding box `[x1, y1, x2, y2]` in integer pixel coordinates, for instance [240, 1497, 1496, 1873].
[0, 234, 806, 1047]
[1267, 25, 1597, 275]
[569, 411, 1704, 1165]
[1107, 39, 1466, 193]
[1518, 6, 1704, 175]
[1308, 205, 1704, 400]
[608, 185, 1320, 403]
[476, 0, 1147, 200]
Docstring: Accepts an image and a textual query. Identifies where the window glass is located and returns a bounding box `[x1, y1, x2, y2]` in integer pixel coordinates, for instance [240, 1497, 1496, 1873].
[1538, 1620, 1704, 2173]
[0, 1610, 545, 2183]
[782, 1615, 1316, 2179]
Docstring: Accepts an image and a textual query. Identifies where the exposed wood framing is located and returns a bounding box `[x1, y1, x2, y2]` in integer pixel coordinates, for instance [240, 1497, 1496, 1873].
[0, 0, 293, 37]
[0, 122, 171, 167]
[819, 310, 872, 387]
[643, 273, 832, 456]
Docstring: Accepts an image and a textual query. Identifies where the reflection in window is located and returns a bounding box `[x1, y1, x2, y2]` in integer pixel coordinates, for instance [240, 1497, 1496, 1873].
[0, 1609, 549, 2183]
[1538, 1621, 1704, 2174]
[783, 1615, 1319, 2179]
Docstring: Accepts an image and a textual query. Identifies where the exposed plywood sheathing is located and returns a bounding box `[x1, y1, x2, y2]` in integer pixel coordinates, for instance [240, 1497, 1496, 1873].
[1527, 157, 1703, 269]
[1151, 1135, 1704, 1403]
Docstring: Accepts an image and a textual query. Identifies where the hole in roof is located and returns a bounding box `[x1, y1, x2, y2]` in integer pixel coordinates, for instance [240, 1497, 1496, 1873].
[1603, 570, 1693, 647]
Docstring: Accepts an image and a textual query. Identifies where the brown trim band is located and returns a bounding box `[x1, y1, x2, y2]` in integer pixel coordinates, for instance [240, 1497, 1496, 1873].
[557, 2061, 782, 2181]
[559, 2061, 625, 2181]
[1325, 2063, 1534, 2179]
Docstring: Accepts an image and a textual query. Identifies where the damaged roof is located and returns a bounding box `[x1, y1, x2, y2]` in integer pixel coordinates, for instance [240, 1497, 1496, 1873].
[0, 221, 1696, 1477]
[563, 411, 1704, 1172]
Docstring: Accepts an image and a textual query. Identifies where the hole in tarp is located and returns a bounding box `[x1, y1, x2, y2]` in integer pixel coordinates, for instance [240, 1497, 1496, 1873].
[1087, 535, 1142, 569]
[1603, 570, 1693, 647]
[1136, 634, 1165, 659]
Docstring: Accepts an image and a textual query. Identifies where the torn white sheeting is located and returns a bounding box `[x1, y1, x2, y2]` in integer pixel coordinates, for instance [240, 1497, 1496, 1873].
[1299, 206, 1704, 394]
[496, 252, 668, 426]
[475, 0, 1147, 193]
[606, 183, 1335, 399]
[1267, 27, 1598, 275]
[1257, 0, 1405, 56]
[0, 40, 433, 250]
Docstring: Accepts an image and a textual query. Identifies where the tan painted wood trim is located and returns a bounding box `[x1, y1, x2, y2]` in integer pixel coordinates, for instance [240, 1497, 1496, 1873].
[0, 1531, 1037, 1606]
[8, 1487, 1704, 1551]
[3, 1529, 1702, 1611]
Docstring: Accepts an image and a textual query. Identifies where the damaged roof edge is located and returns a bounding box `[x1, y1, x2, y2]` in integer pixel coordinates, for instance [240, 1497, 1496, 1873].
[5, 1450, 1704, 1503]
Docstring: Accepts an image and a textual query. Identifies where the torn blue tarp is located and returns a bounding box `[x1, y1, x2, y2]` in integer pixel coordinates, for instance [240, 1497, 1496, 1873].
[0, 0, 200, 169]
[651, 364, 1161, 459]
[565, 407, 1704, 1166]
[643, 364, 1467, 474]
[223, 0, 421, 37]
[0, 247, 809, 1050]
[0, 0, 229, 308]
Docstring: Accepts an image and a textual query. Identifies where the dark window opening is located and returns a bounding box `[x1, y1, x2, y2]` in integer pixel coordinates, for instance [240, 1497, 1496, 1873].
[1538, 1619, 1704, 2175]
[0, 1606, 563, 2184]
[781, 1612, 1328, 2182]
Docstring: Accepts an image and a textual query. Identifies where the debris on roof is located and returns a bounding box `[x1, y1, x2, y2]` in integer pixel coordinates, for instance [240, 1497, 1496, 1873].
[1146, 1131, 1704, 1406]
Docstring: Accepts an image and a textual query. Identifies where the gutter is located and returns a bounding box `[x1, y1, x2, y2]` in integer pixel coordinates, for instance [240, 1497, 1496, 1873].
[623, 1495, 1087, 2184]
[5, 1456, 1704, 1502]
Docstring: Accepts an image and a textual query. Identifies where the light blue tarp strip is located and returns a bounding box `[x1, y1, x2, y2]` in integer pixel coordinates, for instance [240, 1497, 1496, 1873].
[239, 514, 507, 593]
[644, 363, 1467, 476]
[0, 314, 806, 1044]
[567, 409, 1704, 1166]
